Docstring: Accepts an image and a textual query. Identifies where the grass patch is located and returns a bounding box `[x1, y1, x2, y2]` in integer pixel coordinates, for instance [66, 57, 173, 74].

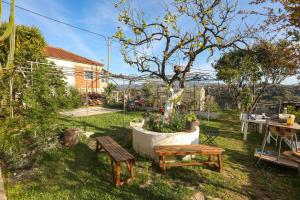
[3, 110, 300, 200]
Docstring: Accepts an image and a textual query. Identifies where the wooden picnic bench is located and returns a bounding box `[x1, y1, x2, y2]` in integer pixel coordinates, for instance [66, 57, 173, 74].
[154, 144, 224, 173]
[96, 136, 135, 186]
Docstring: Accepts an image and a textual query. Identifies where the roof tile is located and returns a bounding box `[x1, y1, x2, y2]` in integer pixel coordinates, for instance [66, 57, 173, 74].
[44, 46, 104, 66]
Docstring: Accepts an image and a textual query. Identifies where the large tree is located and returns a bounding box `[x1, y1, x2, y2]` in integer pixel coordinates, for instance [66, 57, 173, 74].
[243, 0, 300, 41]
[0, 24, 72, 168]
[213, 48, 260, 108]
[214, 39, 299, 112]
[114, 0, 247, 122]
[0, 24, 48, 116]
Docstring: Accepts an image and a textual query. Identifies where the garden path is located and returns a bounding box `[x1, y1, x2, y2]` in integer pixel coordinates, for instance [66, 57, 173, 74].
[61, 107, 121, 117]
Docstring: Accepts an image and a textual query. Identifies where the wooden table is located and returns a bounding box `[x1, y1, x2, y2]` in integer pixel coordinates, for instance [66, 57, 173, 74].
[241, 114, 268, 141]
[258, 121, 300, 163]
[96, 136, 135, 186]
[154, 144, 224, 173]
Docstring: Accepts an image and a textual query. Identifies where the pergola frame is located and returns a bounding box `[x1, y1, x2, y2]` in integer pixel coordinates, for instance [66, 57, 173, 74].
[4, 61, 218, 126]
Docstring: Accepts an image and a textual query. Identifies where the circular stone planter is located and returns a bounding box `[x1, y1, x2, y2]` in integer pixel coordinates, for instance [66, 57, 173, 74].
[130, 120, 145, 128]
[132, 126, 199, 159]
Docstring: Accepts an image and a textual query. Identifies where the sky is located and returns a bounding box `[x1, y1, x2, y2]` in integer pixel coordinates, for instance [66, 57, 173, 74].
[1, 0, 298, 85]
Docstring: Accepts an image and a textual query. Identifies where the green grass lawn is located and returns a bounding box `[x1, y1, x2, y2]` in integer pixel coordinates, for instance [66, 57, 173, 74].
[4, 110, 300, 200]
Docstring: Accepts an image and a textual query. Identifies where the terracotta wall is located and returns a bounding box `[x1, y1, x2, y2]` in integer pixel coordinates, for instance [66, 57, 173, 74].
[74, 66, 102, 93]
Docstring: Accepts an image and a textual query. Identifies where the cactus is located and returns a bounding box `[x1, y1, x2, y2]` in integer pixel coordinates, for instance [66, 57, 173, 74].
[0, 0, 14, 40]
[0, 0, 15, 74]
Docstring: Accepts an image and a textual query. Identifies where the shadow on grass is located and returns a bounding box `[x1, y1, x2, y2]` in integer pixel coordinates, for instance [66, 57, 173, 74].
[215, 110, 300, 200]
[167, 167, 248, 197]
[20, 142, 189, 200]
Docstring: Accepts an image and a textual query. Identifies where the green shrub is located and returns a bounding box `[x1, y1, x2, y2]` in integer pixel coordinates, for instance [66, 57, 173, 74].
[0, 25, 71, 169]
[287, 105, 296, 114]
[185, 112, 198, 122]
[104, 101, 123, 109]
[204, 96, 220, 112]
[143, 111, 187, 133]
[60, 87, 83, 109]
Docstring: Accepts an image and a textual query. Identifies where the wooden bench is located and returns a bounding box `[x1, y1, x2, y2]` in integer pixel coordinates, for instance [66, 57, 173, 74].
[96, 136, 135, 186]
[154, 144, 224, 173]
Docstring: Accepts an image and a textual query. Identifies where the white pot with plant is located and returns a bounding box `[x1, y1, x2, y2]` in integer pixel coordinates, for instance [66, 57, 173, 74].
[130, 118, 145, 128]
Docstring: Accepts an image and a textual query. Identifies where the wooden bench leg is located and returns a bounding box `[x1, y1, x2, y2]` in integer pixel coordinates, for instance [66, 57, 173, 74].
[217, 154, 222, 172]
[208, 154, 211, 162]
[116, 161, 121, 186]
[162, 156, 166, 174]
[96, 141, 99, 153]
[130, 159, 135, 178]
[110, 158, 115, 184]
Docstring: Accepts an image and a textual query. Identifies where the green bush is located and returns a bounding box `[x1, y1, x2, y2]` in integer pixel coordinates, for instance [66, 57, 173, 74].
[0, 25, 72, 169]
[204, 96, 221, 112]
[104, 101, 123, 109]
[185, 112, 198, 122]
[59, 87, 83, 109]
[143, 111, 187, 133]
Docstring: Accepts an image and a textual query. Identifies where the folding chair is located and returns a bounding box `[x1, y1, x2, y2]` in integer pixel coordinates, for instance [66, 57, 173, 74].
[203, 129, 220, 144]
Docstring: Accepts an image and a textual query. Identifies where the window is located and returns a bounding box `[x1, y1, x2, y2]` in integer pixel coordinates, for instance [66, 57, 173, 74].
[84, 71, 93, 80]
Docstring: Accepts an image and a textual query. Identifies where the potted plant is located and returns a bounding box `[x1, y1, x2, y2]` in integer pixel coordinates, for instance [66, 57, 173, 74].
[185, 112, 199, 131]
[130, 118, 145, 128]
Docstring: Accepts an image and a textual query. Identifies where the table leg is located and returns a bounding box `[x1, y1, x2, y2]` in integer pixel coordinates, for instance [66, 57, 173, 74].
[116, 161, 121, 186]
[259, 124, 263, 134]
[130, 159, 134, 178]
[162, 156, 166, 174]
[241, 122, 244, 132]
[294, 134, 298, 152]
[110, 158, 115, 184]
[258, 130, 269, 164]
[96, 141, 99, 153]
[277, 137, 283, 162]
[217, 154, 222, 172]
[243, 122, 248, 141]
[267, 131, 271, 144]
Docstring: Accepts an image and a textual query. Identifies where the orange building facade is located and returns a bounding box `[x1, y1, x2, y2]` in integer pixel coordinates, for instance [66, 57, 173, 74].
[44, 46, 107, 93]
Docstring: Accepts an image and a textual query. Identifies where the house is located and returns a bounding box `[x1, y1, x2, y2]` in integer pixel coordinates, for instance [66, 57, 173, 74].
[44, 46, 108, 93]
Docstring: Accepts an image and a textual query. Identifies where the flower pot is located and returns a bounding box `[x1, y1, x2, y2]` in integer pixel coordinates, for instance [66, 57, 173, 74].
[130, 119, 145, 128]
[64, 128, 79, 147]
[186, 121, 197, 131]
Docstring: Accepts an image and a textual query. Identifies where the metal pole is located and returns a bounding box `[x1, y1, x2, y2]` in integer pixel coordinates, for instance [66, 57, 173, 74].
[123, 78, 125, 127]
[85, 79, 88, 131]
[9, 77, 13, 118]
[193, 82, 196, 111]
[107, 37, 111, 83]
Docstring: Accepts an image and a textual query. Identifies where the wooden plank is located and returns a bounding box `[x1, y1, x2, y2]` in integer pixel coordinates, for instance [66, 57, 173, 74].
[155, 145, 224, 173]
[160, 161, 218, 167]
[154, 144, 224, 156]
[96, 136, 134, 162]
[96, 136, 135, 187]
[268, 121, 300, 130]
[282, 151, 300, 164]
[254, 149, 299, 169]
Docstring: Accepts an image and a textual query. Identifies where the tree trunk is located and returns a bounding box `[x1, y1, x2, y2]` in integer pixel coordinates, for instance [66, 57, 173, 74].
[163, 86, 184, 124]
[249, 83, 267, 113]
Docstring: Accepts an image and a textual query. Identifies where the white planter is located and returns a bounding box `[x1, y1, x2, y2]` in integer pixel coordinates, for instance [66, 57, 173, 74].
[130, 120, 145, 128]
[132, 126, 199, 159]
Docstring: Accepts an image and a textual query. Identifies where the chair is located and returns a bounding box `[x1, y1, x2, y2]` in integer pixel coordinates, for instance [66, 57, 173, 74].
[203, 129, 220, 144]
